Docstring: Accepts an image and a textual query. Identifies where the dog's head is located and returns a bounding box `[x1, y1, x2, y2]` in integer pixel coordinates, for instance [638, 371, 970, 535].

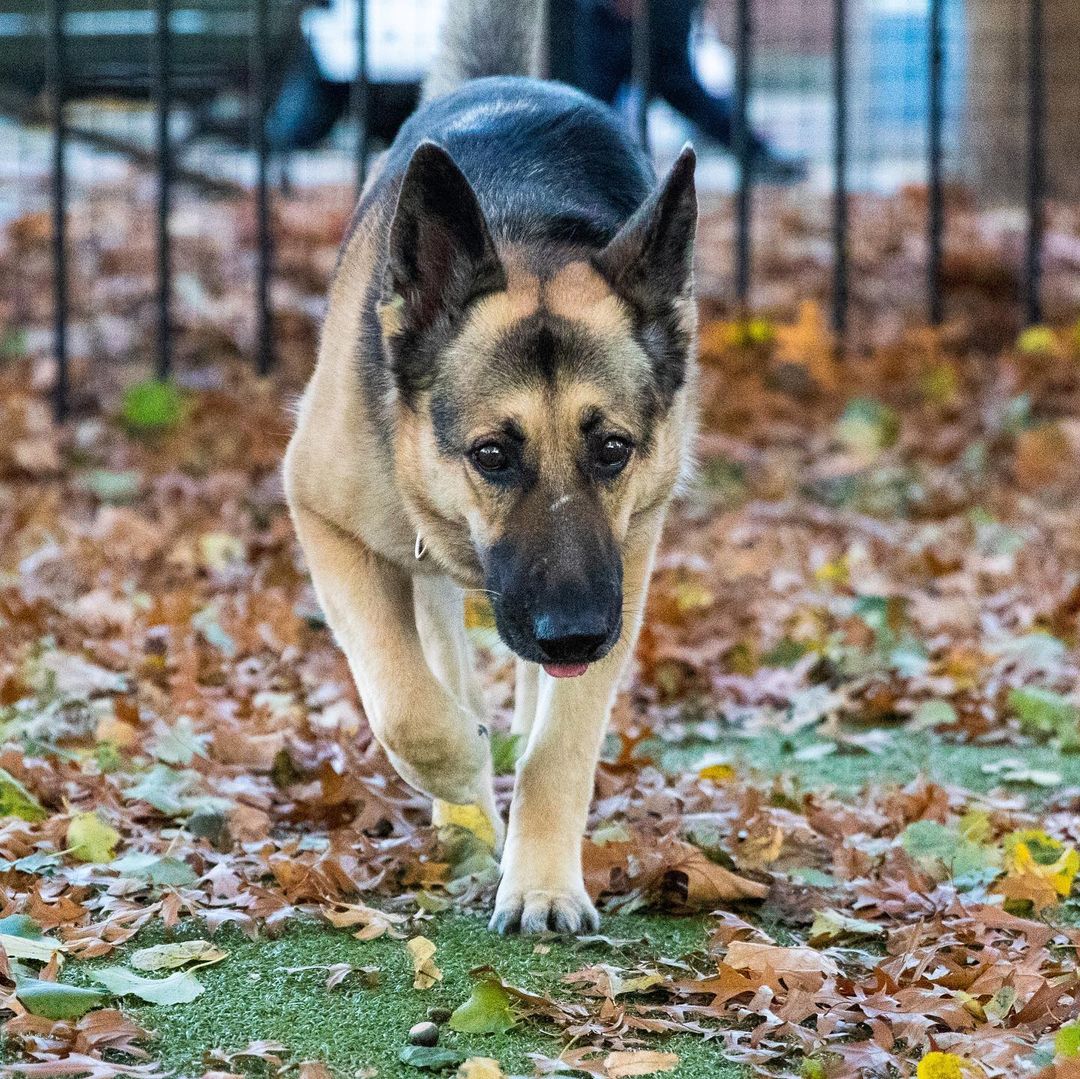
[383, 141, 697, 676]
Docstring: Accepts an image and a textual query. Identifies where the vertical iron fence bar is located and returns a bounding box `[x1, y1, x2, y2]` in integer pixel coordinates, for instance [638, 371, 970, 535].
[49, 0, 68, 421]
[631, 0, 651, 152]
[155, 0, 172, 379]
[252, 0, 273, 373]
[927, 0, 944, 325]
[353, 0, 368, 195]
[831, 0, 848, 337]
[1024, 0, 1044, 325]
[547, 0, 576, 84]
[734, 0, 751, 309]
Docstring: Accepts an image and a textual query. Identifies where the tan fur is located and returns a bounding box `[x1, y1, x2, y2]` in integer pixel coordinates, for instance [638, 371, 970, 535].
[285, 201, 696, 933]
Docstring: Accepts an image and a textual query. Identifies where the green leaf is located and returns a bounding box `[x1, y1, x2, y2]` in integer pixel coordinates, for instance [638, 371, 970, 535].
[1008, 687, 1080, 748]
[76, 468, 143, 503]
[399, 1045, 467, 1070]
[120, 379, 186, 434]
[1057, 1021, 1080, 1059]
[0, 914, 45, 938]
[0, 918, 64, 964]
[808, 908, 885, 944]
[901, 819, 1001, 887]
[16, 978, 107, 1019]
[0, 767, 47, 821]
[150, 716, 211, 766]
[836, 398, 900, 457]
[489, 732, 524, 776]
[787, 867, 837, 888]
[449, 979, 517, 1034]
[911, 700, 958, 730]
[110, 852, 198, 886]
[89, 966, 204, 1005]
[67, 811, 120, 863]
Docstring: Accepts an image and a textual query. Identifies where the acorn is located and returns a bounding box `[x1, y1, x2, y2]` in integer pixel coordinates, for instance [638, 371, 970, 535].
[408, 1021, 439, 1047]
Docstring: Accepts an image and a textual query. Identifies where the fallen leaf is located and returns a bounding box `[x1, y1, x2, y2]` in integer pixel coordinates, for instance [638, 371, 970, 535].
[406, 937, 442, 990]
[0, 767, 47, 821]
[603, 1050, 680, 1077]
[67, 812, 121, 863]
[16, 978, 108, 1020]
[89, 967, 204, 1005]
[724, 941, 840, 978]
[449, 979, 517, 1034]
[130, 940, 227, 971]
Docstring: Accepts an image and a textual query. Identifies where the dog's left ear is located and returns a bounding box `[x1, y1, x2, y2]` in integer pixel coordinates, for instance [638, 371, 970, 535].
[593, 145, 697, 314]
[384, 141, 506, 337]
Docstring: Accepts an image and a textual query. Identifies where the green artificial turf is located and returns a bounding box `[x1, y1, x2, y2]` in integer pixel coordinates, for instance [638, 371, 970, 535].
[652, 728, 1080, 800]
[70, 912, 746, 1079]
[44, 732, 1080, 1077]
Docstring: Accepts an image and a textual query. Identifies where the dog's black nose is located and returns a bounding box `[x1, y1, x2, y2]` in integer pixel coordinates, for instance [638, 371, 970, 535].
[533, 613, 609, 663]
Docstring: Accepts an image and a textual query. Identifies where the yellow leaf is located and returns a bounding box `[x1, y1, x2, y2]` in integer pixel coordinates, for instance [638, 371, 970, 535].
[463, 594, 496, 630]
[66, 811, 120, 863]
[673, 578, 714, 615]
[916, 1051, 981, 1079]
[814, 554, 850, 587]
[197, 532, 246, 572]
[698, 763, 735, 783]
[406, 936, 442, 990]
[457, 1059, 504, 1079]
[432, 800, 498, 851]
[1016, 324, 1059, 357]
[1004, 830, 1079, 898]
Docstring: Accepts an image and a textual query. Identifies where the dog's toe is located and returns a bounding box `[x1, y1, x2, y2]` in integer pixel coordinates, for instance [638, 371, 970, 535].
[490, 889, 598, 936]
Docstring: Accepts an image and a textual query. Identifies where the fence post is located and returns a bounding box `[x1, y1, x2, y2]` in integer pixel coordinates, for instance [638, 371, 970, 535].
[1025, 0, 1044, 325]
[155, 0, 173, 379]
[252, 0, 273, 374]
[353, 0, 369, 195]
[734, 0, 752, 310]
[48, 0, 68, 421]
[631, 0, 651, 153]
[831, 0, 848, 338]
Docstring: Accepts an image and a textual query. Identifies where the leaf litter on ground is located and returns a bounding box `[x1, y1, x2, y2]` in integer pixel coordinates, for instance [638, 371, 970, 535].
[2, 193, 1080, 1075]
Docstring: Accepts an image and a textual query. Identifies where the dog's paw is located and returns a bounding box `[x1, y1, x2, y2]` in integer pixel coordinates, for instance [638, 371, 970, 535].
[488, 887, 599, 936]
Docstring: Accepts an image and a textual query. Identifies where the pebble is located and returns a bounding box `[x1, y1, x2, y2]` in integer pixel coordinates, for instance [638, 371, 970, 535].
[408, 1021, 439, 1047]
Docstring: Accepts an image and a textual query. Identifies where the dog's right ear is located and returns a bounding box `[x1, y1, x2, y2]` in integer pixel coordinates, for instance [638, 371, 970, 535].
[382, 142, 506, 339]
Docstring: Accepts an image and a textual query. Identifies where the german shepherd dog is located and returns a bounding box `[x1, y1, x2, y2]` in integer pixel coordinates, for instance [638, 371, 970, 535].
[284, 0, 697, 933]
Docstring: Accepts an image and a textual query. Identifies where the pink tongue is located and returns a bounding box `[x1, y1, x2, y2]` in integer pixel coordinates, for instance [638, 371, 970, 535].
[543, 662, 589, 679]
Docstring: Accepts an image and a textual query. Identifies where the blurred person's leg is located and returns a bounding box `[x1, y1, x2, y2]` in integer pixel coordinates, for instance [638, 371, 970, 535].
[574, 0, 633, 103]
[648, 0, 805, 181]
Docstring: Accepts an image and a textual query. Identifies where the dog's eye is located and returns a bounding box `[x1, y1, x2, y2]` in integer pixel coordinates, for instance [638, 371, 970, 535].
[596, 435, 633, 474]
[471, 442, 509, 474]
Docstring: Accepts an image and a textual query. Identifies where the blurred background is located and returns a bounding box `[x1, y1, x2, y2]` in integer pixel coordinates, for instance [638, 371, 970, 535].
[0, 0, 1077, 416]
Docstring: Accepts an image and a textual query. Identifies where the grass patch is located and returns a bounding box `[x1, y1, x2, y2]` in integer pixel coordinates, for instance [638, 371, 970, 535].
[654, 728, 1080, 799]
[68, 913, 745, 1079]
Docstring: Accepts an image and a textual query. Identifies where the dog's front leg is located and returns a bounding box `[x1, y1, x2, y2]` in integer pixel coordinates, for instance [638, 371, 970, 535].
[491, 517, 663, 934]
[291, 501, 500, 831]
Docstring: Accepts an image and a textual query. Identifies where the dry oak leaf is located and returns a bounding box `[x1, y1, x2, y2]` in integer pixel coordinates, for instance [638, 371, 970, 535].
[664, 846, 769, 906]
[724, 940, 840, 979]
[603, 1051, 680, 1078]
[771, 300, 839, 393]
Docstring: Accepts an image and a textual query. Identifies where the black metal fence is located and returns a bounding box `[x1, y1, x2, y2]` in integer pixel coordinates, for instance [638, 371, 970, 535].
[41, 0, 1053, 420]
